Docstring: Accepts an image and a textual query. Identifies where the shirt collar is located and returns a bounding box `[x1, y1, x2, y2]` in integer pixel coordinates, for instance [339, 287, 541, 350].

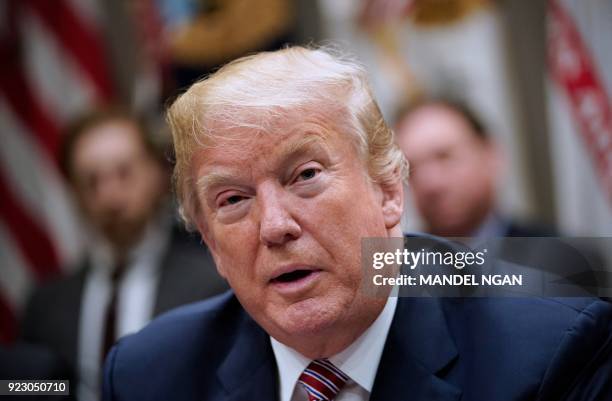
[270, 294, 398, 401]
[269, 336, 310, 401]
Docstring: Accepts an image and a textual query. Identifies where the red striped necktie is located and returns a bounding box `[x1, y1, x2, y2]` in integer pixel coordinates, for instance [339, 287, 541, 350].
[298, 359, 349, 401]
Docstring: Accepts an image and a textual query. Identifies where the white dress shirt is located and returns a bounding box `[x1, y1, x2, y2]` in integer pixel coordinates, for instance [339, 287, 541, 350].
[270, 294, 398, 401]
[76, 217, 171, 401]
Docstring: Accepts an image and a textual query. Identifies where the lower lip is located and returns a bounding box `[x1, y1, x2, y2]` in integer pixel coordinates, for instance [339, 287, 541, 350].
[270, 270, 323, 296]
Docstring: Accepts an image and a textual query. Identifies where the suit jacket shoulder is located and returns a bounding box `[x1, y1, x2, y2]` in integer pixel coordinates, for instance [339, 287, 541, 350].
[104, 291, 277, 401]
[439, 297, 612, 401]
[20, 266, 87, 367]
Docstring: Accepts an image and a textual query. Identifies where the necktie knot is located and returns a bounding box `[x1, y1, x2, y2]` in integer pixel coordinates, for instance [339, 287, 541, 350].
[298, 359, 349, 401]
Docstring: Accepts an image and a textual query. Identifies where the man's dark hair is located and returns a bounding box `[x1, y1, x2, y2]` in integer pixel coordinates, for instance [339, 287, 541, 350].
[395, 97, 489, 141]
[59, 107, 169, 182]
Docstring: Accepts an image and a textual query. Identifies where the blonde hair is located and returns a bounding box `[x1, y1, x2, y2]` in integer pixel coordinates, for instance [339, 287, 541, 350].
[167, 45, 408, 229]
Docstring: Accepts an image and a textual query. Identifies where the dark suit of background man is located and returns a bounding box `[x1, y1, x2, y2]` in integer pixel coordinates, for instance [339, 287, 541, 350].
[395, 98, 555, 238]
[20, 109, 227, 401]
[103, 47, 612, 401]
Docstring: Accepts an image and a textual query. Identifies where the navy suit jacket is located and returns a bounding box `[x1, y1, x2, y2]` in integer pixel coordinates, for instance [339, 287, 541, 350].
[103, 291, 612, 401]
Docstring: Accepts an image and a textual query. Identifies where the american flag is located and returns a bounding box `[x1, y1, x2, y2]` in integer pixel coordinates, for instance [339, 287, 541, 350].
[0, 0, 114, 343]
[547, 0, 612, 235]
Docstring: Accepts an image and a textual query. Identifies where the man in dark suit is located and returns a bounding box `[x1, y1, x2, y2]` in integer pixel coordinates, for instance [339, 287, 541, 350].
[103, 47, 612, 401]
[394, 98, 555, 239]
[0, 343, 73, 401]
[21, 109, 227, 401]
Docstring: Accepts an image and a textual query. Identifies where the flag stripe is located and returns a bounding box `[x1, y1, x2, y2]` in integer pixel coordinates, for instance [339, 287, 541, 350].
[20, 8, 99, 125]
[0, 170, 60, 279]
[0, 222, 33, 310]
[0, 0, 112, 345]
[25, 0, 113, 101]
[65, 0, 102, 28]
[548, 0, 612, 205]
[0, 56, 61, 162]
[0, 98, 84, 266]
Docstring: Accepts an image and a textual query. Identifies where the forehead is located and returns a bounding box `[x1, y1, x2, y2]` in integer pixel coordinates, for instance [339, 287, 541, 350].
[192, 113, 356, 183]
[398, 105, 479, 153]
[197, 123, 340, 163]
[73, 120, 144, 167]
[208, 103, 351, 150]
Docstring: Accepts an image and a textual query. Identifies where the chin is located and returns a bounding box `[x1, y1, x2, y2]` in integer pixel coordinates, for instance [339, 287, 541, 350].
[271, 296, 345, 338]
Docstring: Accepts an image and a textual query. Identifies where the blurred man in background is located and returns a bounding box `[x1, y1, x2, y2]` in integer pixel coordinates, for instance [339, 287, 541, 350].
[20, 109, 227, 401]
[395, 99, 610, 294]
[396, 99, 555, 238]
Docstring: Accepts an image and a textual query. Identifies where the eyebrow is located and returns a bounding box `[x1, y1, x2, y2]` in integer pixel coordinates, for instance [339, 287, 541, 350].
[196, 171, 239, 197]
[196, 132, 331, 196]
[281, 132, 330, 165]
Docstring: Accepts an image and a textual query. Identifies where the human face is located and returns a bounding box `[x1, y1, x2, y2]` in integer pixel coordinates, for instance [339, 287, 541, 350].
[396, 105, 498, 236]
[193, 112, 402, 356]
[71, 120, 166, 253]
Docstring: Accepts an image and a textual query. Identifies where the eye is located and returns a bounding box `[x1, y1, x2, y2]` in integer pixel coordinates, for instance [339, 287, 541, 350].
[295, 167, 319, 182]
[226, 195, 244, 205]
[217, 193, 248, 208]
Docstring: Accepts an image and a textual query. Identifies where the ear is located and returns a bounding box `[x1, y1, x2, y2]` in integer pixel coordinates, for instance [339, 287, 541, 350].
[380, 173, 404, 233]
[196, 218, 228, 279]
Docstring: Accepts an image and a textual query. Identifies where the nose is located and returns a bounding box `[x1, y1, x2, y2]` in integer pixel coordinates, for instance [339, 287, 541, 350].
[96, 174, 127, 211]
[258, 183, 302, 247]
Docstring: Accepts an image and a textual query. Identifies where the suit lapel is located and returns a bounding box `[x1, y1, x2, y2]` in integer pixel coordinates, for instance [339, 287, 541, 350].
[213, 294, 460, 401]
[370, 297, 462, 401]
[216, 311, 278, 401]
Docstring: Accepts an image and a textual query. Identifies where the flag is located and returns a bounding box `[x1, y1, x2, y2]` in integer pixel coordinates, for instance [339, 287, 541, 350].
[547, 0, 612, 235]
[0, 0, 114, 343]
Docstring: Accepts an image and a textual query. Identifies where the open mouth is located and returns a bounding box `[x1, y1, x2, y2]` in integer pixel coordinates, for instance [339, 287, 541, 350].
[271, 269, 316, 284]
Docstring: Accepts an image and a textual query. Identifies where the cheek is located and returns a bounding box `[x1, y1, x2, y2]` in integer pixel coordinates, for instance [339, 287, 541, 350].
[211, 220, 260, 279]
[140, 169, 165, 200]
[133, 184, 156, 208]
[461, 165, 491, 198]
[303, 184, 385, 274]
